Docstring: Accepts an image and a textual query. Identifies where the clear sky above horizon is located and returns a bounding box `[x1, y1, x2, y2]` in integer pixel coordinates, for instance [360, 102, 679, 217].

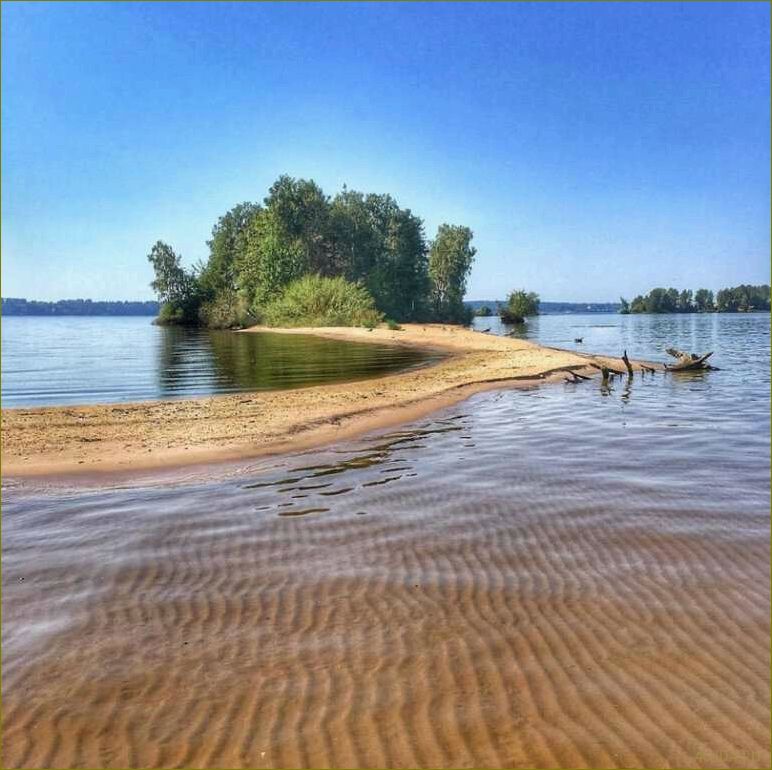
[2, 1, 769, 303]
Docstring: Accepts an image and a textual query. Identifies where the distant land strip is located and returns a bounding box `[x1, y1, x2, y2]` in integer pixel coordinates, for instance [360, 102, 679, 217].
[2, 297, 619, 316]
[2, 298, 160, 316]
[465, 299, 621, 314]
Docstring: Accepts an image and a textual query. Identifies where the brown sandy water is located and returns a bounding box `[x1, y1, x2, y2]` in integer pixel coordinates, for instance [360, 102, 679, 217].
[2, 361, 769, 768]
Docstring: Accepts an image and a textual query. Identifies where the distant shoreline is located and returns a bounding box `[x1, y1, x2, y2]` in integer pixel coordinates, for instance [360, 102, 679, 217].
[1, 298, 159, 316]
[0, 323, 654, 479]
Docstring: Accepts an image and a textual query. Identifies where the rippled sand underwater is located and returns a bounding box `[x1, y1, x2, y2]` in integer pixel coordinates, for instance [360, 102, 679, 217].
[3, 375, 770, 768]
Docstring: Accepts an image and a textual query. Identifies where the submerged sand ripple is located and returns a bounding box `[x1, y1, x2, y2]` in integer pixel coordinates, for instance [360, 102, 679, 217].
[3, 436, 768, 769]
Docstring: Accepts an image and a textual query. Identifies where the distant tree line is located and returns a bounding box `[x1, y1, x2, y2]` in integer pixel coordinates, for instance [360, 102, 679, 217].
[620, 285, 770, 314]
[148, 175, 477, 328]
[2, 297, 159, 316]
[467, 300, 622, 315]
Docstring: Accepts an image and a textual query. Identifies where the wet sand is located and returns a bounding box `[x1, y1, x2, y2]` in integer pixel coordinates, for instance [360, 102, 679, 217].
[1, 324, 646, 478]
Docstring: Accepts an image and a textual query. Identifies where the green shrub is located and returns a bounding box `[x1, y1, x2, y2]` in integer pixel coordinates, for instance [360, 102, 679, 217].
[501, 289, 539, 324]
[386, 319, 403, 331]
[261, 275, 383, 328]
[198, 290, 255, 329]
[155, 301, 195, 325]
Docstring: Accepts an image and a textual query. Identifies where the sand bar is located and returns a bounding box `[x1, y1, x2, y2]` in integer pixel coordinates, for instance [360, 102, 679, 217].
[1, 324, 653, 477]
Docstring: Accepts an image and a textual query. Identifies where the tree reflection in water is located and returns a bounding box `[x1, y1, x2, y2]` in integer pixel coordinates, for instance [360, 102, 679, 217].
[155, 328, 432, 398]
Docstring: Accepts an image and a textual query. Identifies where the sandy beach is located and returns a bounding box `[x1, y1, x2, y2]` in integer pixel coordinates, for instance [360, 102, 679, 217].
[0, 324, 650, 478]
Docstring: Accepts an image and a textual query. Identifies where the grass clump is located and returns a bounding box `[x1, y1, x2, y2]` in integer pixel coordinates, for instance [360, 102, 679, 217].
[261, 275, 383, 328]
[386, 319, 403, 331]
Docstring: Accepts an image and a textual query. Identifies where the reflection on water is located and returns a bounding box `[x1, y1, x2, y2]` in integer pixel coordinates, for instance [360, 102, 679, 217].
[239, 421, 464, 515]
[1, 317, 434, 407]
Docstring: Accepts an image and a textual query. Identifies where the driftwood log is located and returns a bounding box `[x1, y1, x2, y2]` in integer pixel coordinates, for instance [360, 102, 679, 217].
[664, 348, 714, 372]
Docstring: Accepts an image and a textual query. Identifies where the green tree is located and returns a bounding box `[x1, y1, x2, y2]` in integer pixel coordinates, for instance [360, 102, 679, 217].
[334, 192, 429, 321]
[716, 284, 771, 312]
[147, 241, 200, 324]
[642, 287, 678, 313]
[716, 287, 735, 312]
[619, 297, 630, 314]
[199, 202, 262, 296]
[678, 289, 694, 313]
[428, 224, 476, 322]
[264, 176, 331, 275]
[501, 289, 539, 323]
[237, 208, 308, 312]
[629, 295, 646, 313]
[694, 288, 715, 312]
[328, 188, 384, 281]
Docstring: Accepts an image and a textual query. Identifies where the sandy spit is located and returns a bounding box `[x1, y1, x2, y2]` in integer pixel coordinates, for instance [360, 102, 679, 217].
[0, 324, 651, 478]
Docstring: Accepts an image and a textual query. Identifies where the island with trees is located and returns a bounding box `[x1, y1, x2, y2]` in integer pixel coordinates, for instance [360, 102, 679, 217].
[620, 285, 770, 314]
[499, 290, 541, 324]
[147, 175, 477, 329]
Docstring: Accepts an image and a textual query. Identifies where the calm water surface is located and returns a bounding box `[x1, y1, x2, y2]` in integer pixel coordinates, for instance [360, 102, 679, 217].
[1, 316, 433, 407]
[2, 313, 769, 768]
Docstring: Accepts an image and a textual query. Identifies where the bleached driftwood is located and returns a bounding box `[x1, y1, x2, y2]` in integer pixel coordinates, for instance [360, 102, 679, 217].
[664, 348, 714, 371]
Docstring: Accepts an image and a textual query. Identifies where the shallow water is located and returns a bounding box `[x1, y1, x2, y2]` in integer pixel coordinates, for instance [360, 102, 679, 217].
[473, 309, 770, 362]
[2, 313, 770, 768]
[0, 316, 433, 407]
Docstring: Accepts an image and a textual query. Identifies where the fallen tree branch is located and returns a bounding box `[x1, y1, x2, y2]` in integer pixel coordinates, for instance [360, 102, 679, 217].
[622, 350, 633, 376]
[589, 362, 626, 376]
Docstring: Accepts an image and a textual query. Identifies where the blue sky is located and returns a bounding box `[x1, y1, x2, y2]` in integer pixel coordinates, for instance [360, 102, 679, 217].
[2, 1, 769, 302]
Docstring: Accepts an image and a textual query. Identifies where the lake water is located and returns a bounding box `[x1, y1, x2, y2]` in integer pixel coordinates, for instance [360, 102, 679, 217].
[2, 312, 770, 768]
[472, 309, 770, 362]
[0, 316, 433, 407]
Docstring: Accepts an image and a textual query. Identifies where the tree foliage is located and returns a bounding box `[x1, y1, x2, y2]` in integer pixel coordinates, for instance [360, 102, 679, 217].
[238, 208, 308, 311]
[147, 241, 200, 324]
[263, 176, 331, 274]
[428, 224, 476, 323]
[501, 289, 540, 324]
[715, 284, 771, 312]
[147, 175, 475, 327]
[626, 285, 768, 314]
[694, 288, 715, 312]
[199, 202, 262, 297]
